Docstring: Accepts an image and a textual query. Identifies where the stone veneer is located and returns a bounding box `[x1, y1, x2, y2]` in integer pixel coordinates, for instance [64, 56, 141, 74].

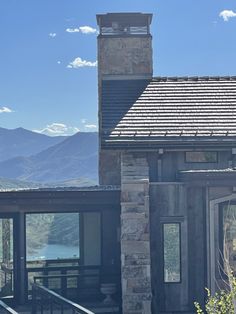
[98, 37, 153, 77]
[121, 152, 152, 314]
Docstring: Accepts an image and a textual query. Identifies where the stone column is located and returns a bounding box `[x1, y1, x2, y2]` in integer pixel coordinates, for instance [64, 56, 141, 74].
[121, 152, 152, 314]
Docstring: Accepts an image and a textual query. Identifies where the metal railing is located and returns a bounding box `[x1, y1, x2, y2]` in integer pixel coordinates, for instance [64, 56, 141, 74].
[28, 265, 101, 301]
[33, 269, 101, 299]
[0, 300, 18, 314]
[32, 283, 94, 314]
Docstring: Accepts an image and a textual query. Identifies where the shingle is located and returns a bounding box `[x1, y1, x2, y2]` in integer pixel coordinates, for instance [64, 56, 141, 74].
[101, 77, 236, 148]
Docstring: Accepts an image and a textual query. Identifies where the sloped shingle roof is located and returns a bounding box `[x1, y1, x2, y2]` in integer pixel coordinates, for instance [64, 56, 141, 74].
[101, 76, 236, 148]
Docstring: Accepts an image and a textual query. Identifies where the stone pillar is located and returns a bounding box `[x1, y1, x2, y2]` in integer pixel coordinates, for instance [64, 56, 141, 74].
[121, 152, 152, 314]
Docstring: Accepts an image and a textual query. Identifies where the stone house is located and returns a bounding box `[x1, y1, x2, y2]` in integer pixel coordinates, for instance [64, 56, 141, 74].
[97, 12, 236, 314]
[0, 11, 236, 314]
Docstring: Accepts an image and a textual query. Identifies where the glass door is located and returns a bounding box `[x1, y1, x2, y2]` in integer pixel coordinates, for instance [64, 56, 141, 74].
[213, 203, 236, 291]
[0, 216, 15, 301]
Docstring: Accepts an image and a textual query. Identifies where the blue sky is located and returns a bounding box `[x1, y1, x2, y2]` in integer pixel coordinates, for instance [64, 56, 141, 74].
[0, 0, 236, 136]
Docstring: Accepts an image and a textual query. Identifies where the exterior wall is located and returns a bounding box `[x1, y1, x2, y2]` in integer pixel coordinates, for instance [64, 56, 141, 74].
[99, 150, 121, 185]
[120, 152, 152, 314]
[149, 182, 236, 314]
[150, 183, 207, 314]
[148, 150, 232, 182]
[98, 36, 153, 78]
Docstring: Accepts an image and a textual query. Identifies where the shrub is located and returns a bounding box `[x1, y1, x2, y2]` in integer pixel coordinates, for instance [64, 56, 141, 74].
[194, 276, 236, 314]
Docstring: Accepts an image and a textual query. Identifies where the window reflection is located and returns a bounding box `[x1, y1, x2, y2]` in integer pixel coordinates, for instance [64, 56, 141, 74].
[26, 213, 80, 262]
[222, 205, 236, 273]
[163, 223, 181, 283]
[25, 212, 101, 298]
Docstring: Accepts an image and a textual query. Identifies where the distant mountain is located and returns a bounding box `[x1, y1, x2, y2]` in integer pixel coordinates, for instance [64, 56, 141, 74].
[0, 127, 67, 162]
[0, 177, 44, 191]
[0, 132, 98, 183]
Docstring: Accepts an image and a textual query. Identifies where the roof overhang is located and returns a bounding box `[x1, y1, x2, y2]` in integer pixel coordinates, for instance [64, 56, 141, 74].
[178, 169, 236, 186]
[101, 137, 236, 150]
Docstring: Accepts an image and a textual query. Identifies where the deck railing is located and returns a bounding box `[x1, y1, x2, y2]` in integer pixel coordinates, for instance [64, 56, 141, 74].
[32, 283, 94, 314]
[0, 300, 18, 314]
[29, 265, 102, 301]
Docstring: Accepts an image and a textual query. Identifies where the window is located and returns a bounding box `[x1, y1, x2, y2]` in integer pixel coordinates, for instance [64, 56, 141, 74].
[25, 212, 101, 297]
[163, 223, 181, 283]
[185, 151, 217, 163]
[26, 213, 80, 262]
[220, 204, 236, 275]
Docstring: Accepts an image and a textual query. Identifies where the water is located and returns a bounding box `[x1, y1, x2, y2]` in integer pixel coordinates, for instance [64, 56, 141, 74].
[28, 244, 79, 261]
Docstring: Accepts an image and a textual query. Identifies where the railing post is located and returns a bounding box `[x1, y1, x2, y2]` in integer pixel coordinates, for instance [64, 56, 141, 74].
[32, 285, 37, 314]
[50, 299, 53, 314]
[61, 270, 67, 298]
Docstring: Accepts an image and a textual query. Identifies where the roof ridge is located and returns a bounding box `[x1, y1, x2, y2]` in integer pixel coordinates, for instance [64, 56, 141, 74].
[152, 76, 236, 82]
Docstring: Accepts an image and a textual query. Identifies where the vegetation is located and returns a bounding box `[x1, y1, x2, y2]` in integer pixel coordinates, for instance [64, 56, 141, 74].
[194, 277, 236, 314]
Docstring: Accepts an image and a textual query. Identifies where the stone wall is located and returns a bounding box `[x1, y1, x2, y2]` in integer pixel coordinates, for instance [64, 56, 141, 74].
[98, 36, 153, 77]
[99, 150, 121, 185]
[121, 152, 152, 314]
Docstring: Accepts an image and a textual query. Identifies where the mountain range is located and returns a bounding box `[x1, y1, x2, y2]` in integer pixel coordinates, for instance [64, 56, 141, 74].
[0, 128, 98, 188]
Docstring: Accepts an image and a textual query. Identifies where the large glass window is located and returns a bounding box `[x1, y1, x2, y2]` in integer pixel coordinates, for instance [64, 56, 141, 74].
[26, 213, 80, 297]
[163, 223, 181, 283]
[221, 204, 236, 274]
[25, 212, 101, 298]
[26, 213, 80, 262]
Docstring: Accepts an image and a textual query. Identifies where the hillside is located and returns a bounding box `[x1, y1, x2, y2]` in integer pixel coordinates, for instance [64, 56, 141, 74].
[0, 131, 98, 183]
[0, 177, 96, 191]
[0, 127, 67, 162]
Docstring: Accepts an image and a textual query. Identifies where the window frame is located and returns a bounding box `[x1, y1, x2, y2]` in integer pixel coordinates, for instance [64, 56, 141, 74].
[162, 221, 182, 284]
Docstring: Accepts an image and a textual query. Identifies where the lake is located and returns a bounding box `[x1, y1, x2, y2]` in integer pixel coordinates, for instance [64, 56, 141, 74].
[28, 244, 79, 261]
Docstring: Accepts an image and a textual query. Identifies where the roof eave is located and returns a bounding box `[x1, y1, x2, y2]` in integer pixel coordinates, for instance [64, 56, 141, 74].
[101, 137, 236, 150]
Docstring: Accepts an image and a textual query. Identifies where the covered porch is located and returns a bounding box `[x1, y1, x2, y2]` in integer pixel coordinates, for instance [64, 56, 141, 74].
[0, 187, 121, 312]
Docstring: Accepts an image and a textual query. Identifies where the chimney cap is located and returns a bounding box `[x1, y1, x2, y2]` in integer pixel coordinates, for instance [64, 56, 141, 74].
[96, 12, 152, 27]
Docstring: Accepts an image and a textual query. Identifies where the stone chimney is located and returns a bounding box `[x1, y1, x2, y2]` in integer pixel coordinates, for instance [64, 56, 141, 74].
[97, 13, 153, 80]
[97, 13, 153, 185]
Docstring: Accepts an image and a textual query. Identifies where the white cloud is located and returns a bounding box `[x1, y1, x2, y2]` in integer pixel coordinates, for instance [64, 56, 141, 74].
[66, 26, 97, 34]
[81, 119, 87, 124]
[79, 26, 97, 34]
[85, 124, 97, 129]
[67, 57, 97, 69]
[49, 32, 57, 38]
[33, 123, 80, 136]
[66, 28, 80, 33]
[219, 10, 236, 21]
[0, 106, 13, 113]
[57, 61, 61, 64]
